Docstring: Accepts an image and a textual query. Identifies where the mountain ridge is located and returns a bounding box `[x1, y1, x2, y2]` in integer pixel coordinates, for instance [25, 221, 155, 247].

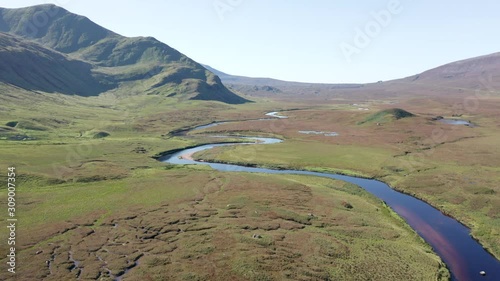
[203, 64, 363, 88]
[0, 4, 250, 104]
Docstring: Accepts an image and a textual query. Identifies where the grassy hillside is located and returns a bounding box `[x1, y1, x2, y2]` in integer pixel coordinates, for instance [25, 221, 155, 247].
[0, 4, 250, 104]
[0, 32, 114, 96]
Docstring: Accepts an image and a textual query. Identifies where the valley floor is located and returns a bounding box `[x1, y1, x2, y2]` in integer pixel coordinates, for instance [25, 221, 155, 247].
[0, 87, 498, 280]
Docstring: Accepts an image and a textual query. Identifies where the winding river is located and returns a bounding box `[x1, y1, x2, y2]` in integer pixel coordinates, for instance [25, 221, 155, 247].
[159, 114, 500, 281]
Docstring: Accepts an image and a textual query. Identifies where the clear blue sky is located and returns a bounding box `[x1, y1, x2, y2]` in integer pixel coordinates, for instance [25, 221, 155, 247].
[1, 0, 500, 83]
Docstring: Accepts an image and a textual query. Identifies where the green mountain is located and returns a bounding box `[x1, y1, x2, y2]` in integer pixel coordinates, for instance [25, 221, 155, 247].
[403, 52, 500, 90]
[0, 4, 249, 104]
[0, 32, 114, 96]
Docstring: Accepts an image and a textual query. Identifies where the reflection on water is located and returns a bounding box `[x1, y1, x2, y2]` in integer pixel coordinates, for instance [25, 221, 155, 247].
[299, 130, 339, 137]
[265, 111, 288, 119]
[438, 119, 474, 126]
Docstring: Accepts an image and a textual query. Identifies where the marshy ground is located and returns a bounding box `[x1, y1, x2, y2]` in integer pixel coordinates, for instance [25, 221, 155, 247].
[0, 88, 498, 280]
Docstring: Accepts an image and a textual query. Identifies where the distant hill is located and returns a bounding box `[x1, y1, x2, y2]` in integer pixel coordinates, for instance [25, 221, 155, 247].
[403, 52, 500, 90]
[0, 4, 249, 104]
[203, 64, 293, 86]
[358, 108, 415, 125]
[338, 52, 500, 102]
[202, 64, 363, 96]
[205, 50, 500, 99]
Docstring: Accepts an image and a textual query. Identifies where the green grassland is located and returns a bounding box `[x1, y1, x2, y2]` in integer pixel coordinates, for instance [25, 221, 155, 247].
[0, 169, 449, 280]
[193, 100, 500, 261]
[0, 85, 453, 280]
